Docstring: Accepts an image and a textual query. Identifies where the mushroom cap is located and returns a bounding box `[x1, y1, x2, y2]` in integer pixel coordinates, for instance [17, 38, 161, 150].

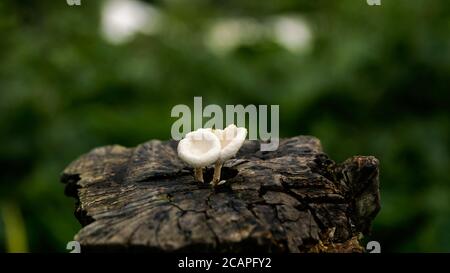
[177, 129, 221, 168]
[213, 124, 247, 162]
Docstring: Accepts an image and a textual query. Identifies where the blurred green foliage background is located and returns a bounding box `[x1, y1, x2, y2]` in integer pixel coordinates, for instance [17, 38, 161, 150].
[0, 0, 449, 252]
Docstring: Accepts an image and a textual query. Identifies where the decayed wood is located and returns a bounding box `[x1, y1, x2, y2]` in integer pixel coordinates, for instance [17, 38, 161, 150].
[61, 136, 380, 253]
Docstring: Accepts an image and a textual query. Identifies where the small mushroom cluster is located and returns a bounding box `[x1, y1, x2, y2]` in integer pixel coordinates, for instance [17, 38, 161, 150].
[177, 124, 247, 186]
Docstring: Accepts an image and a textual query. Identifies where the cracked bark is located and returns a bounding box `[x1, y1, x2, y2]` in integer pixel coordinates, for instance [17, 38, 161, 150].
[61, 136, 380, 253]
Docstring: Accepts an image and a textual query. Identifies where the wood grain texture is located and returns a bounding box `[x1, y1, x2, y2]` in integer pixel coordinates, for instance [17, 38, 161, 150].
[61, 136, 380, 253]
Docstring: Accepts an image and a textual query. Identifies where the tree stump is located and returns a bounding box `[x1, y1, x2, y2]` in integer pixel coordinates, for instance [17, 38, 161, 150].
[61, 136, 380, 253]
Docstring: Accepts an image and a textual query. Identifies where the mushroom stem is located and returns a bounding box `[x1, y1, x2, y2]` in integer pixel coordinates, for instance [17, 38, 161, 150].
[194, 167, 204, 183]
[212, 161, 223, 186]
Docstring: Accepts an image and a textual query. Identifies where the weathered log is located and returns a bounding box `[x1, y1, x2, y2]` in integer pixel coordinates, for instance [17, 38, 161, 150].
[61, 136, 380, 253]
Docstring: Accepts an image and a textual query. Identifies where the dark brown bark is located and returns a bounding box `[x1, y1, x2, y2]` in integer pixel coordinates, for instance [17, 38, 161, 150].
[61, 136, 380, 253]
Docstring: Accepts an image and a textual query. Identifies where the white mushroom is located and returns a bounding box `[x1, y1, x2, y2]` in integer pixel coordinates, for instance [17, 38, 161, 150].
[211, 124, 247, 186]
[177, 129, 221, 183]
